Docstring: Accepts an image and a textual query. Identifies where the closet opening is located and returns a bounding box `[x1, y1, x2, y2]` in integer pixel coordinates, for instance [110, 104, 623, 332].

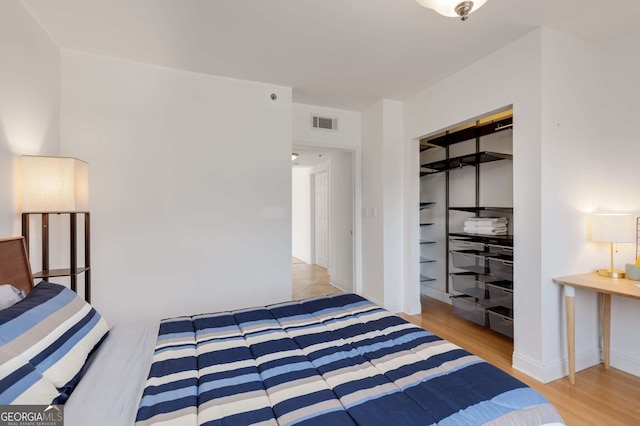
[418, 107, 514, 339]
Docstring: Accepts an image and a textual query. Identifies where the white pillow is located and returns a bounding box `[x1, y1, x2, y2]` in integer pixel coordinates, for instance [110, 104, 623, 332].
[0, 284, 25, 310]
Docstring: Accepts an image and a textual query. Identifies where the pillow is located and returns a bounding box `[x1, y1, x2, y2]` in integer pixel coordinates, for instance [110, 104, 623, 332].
[0, 345, 59, 404]
[0, 284, 25, 310]
[0, 282, 109, 403]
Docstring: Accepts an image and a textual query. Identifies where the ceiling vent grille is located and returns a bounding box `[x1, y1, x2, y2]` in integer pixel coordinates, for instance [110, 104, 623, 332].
[311, 114, 338, 131]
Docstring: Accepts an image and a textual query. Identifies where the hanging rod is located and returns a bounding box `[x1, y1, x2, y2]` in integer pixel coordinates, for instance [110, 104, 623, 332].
[495, 123, 513, 131]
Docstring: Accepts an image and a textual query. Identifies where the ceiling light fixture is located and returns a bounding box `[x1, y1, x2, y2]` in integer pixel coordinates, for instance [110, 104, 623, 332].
[416, 0, 487, 21]
[292, 153, 298, 161]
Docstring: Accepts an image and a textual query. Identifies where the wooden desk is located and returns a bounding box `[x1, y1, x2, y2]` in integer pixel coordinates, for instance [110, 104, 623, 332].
[553, 273, 640, 384]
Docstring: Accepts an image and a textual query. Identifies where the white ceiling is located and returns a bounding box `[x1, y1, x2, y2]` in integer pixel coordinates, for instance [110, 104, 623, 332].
[292, 147, 335, 169]
[21, 0, 640, 111]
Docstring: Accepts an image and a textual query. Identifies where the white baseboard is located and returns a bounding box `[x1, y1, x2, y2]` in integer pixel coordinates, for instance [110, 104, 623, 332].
[329, 278, 352, 293]
[611, 349, 640, 377]
[384, 301, 403, 313]
[292, 254, 311, 264]
[361, 292, 384, 308]
[403, 299, 421, 315]
[513, 348, 600, 383]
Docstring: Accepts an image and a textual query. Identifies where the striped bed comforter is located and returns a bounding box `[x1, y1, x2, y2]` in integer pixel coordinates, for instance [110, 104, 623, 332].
[134, 294, 563, 426]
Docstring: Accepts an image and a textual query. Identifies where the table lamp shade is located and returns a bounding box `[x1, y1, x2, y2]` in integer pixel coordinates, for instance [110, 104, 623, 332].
[591, 213, 635, 243]
[22, 156, 89, 212]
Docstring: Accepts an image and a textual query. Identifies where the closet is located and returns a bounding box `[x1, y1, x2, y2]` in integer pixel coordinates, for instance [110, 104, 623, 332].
[419, 109, 514, 337]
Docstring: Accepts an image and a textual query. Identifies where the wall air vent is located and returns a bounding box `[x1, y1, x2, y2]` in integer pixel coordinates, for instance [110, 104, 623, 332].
[311, 114, 338, 131]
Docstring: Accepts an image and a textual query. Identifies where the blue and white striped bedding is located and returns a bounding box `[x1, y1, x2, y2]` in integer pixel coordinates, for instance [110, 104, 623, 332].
[0, 282, 109, 405]
[135, 293, 564, 425]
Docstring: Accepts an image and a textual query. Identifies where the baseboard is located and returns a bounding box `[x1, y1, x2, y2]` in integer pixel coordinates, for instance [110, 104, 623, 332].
[611, 349, 640, 377]
[292, 254, 311, 264]
[513, 348, 600, 383]
[403, 298, 421, 315]
[361, 292, 384, 308]
[512, 352, 546, 382]
[384, 301, 403, 313]
[329, 278, 352, 293]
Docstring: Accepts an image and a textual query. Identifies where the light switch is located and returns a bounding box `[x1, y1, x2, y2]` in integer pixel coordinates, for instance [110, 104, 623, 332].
[371, 207, 377, 218]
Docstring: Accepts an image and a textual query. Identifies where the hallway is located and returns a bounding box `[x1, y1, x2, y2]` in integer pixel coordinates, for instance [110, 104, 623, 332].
[291, 257, 343, 300]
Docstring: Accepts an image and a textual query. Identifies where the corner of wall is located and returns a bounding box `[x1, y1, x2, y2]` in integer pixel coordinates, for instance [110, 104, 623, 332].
[513, 347, 600, 384]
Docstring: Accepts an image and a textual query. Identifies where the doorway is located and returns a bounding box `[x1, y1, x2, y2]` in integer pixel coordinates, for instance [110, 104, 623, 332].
[291, 147, 354, 296]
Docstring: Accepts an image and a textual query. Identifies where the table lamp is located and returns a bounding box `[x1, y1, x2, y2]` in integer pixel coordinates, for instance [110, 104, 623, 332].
[591, 213, 635, 278]
[22, 156, 88, 212]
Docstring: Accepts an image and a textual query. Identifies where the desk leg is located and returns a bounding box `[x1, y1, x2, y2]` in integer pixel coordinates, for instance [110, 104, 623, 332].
[565, 286, 576, 384]
[602, 293, 611, 369]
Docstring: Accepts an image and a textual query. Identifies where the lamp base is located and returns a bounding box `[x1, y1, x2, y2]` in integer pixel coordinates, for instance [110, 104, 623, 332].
[597, 269, 626, 279]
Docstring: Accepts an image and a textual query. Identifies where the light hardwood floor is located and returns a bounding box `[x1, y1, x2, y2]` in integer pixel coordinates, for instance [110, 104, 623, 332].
[292, 257, 343, 299]
[292, 262, 640, 426]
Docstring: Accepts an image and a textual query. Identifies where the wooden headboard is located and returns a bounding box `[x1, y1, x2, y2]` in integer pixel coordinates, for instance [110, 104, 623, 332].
[0, 236, 34, 295]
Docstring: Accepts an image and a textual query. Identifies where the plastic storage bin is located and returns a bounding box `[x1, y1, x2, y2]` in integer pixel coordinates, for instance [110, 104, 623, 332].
[450, 272, 503, 299]
[450, 250, 488, 274]
[487, 282, 513, 309]
[451, 295, 487, 326]
[449, 238, 486, 252]
[487, 256, 514, 281]
[487, 244, 514, 257]
[488, 307, 513, 338]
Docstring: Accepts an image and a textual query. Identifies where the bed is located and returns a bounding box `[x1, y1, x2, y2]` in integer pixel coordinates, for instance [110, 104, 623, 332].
[0, 236, 565, 425]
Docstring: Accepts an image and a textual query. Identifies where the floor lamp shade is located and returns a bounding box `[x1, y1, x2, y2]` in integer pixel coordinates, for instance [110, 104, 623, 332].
[22, 156, 89, 212]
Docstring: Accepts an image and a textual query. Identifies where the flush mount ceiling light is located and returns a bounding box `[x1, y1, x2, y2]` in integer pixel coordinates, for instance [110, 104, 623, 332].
[416, 0, 487, 21]
[292, 153, 299, 161]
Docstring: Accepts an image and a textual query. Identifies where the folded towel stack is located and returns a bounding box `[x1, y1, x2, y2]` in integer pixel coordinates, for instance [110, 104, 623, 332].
[463, 217, 508, 235]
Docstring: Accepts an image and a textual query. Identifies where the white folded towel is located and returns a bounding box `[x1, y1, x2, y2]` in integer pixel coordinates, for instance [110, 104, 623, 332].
[464, 217, 508, 229]
[463, 226, 508, 235]
[464, 217, 508, 225]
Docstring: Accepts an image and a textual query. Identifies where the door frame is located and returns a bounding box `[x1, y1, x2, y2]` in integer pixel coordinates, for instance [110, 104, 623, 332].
[292, 144, 361, 295]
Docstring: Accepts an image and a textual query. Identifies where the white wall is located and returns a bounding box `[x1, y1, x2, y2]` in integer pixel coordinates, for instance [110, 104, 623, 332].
[0, 1, 60, 238]
[328, 150, 353, 292]
[361, 101, 385, 305]
[538, 28, 602, 377]
[361, 99, 404, 310]
[292, 167, 311, 263]
[381, 100, 405, 312]
[597, 27, 640, 376]
[61, 51, 292, 325]
[404, 29, 546, 379]
[404, 26, 640, 381]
